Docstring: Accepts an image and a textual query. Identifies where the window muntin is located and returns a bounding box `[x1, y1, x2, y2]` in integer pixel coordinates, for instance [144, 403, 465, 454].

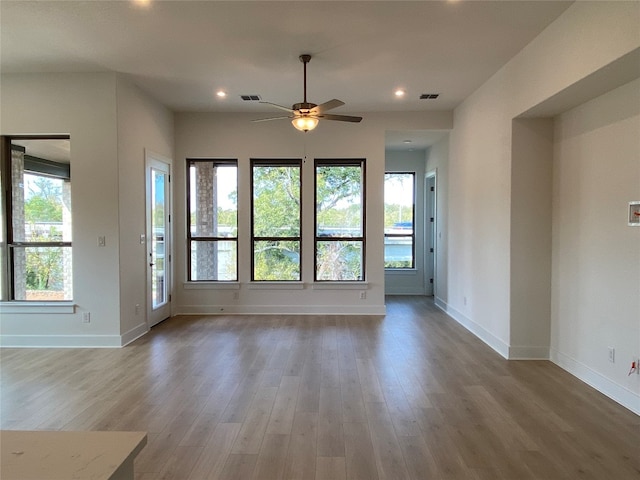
[187, 159, 238, 281]
[384, 172, 415, 269]
[2, 137, 72, 301]
[315, 159, 365, 281]
[251, 159, 301, 281]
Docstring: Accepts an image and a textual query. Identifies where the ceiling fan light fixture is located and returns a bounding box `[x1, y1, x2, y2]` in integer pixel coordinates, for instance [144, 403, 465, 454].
[254, 54, 362, 130]
[292, 116, 319, 132]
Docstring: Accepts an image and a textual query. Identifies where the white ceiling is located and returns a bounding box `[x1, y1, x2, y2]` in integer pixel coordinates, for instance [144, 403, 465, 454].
[1, 0, 574, 149]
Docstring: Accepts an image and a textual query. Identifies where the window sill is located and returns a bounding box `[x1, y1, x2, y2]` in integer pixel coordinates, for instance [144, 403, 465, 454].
[385, 269, 418, 275]
[0, 301, 76, 314]
[249, 282, 304, 290]
[183, 282, 240, 290]
[313, 282, 368, 290]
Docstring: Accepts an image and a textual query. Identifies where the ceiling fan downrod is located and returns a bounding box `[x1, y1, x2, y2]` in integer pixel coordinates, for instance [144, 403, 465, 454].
[300, 54, 311, 104]
[293, 54, 316, 112]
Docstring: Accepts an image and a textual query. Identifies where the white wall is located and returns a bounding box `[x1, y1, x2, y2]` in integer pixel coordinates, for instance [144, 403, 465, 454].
[551, 79, 640, 414]
[0, 73, 122, 346]
[116, 76, 174, 343]
[384, 149, 426, 295]
[444, 1, 640, 412]
[174, 111, 452, 314]
[0, 73, 173, 347]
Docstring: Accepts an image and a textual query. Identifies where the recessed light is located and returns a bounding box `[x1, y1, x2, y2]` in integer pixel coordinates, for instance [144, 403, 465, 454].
[394, 89, 405, 97]
[132, 0, 152, 8]
[216, 91, 227, 98]
[403, 140, 412, 144]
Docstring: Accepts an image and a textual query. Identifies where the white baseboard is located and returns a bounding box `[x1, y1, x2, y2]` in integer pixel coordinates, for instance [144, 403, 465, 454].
[0, 334, 123, 348]
[508, 345, 550, 360]
[551, 349, 640, 416]
[0, 323, 150, 348]
[385, 289, 426, 295]
[177, 304, 386, 316]
[433, 298, 510, 359]
[121, 322, 149, 346]
[434, 296, 447, 311]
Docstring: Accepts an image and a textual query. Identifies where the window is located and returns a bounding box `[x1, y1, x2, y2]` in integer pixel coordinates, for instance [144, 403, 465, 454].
[251, 159, 301, 281]
[315, 159, 365, 281]
[384, 172, 415, 269]
[1, 136, 72, 301]
[187, 159, 238, 281]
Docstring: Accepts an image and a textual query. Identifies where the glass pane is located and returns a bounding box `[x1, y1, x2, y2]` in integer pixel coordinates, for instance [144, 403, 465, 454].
[253, 165, 300, 237]
[384, 173, 414, 233]
[190, 240, 237, 281]
[190, 162, 237, 237]
[151, 170, 167, 308]
[13, 172, 72, 243]
[384, 236, 414, 268]
[253, 240, 300, 281]
[316, 240, 363, 281]
[316, 165, 362, 237]
[12, 246, 72, 300]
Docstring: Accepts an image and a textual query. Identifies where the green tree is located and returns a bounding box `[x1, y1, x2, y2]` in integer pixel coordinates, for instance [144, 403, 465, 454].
[315, 165, 364, 279]
[26, 245, 63, 290]
[253, 165, 301, 280]
[316, 166, 362, 230]
[25, 176, 62, 224]
[23, 175, 65, 291]
[384, 203, 412, 228]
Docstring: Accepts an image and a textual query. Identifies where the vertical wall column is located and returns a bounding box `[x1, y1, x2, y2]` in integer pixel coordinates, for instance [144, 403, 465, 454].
[509, 118, 554, 358]
[194, 162, 217, 280]
[10, 147, 26, 299]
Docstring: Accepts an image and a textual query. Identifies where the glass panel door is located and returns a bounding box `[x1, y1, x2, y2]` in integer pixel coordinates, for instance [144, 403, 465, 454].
[151, 168, 167, 309]
[146, 152, 171, 327]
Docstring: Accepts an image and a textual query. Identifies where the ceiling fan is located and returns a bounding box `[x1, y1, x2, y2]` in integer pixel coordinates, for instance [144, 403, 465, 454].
[253, 54, 363, 132]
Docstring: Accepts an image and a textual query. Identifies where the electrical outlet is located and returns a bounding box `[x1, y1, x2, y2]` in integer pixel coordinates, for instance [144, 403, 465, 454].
[135, 304, 140, 315]
[97, 236, 106, 247]
[233, 291, 239, 300]
[359, 291, 366, 300]
[82, 312, 91, 323]
[608, 347, 615, 363]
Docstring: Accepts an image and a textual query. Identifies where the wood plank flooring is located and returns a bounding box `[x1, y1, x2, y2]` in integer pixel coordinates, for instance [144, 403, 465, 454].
[1, 296, 639, 479]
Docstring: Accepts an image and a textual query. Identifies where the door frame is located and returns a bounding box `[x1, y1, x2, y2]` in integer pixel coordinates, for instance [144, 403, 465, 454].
[425, 170, 437, 296]
[145, 150, 172, 327]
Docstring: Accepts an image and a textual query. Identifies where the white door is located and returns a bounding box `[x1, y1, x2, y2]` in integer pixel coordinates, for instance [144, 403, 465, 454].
[146, 152, 172, 327]
[425, 174, 436, 296]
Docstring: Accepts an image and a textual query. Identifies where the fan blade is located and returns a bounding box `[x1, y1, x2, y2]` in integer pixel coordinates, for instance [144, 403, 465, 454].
[318, 113, 363, 123]
[259, 101, 294, 113]
[252, 115, 293, 122]
[310, 99, 345, 114]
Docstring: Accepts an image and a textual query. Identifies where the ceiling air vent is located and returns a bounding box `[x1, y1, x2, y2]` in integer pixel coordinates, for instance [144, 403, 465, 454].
[240, 95, 262, 101]
[420, 93, 439, 100]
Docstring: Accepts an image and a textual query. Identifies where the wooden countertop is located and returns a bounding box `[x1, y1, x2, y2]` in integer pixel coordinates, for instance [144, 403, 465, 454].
[0, 430, 147, 480]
